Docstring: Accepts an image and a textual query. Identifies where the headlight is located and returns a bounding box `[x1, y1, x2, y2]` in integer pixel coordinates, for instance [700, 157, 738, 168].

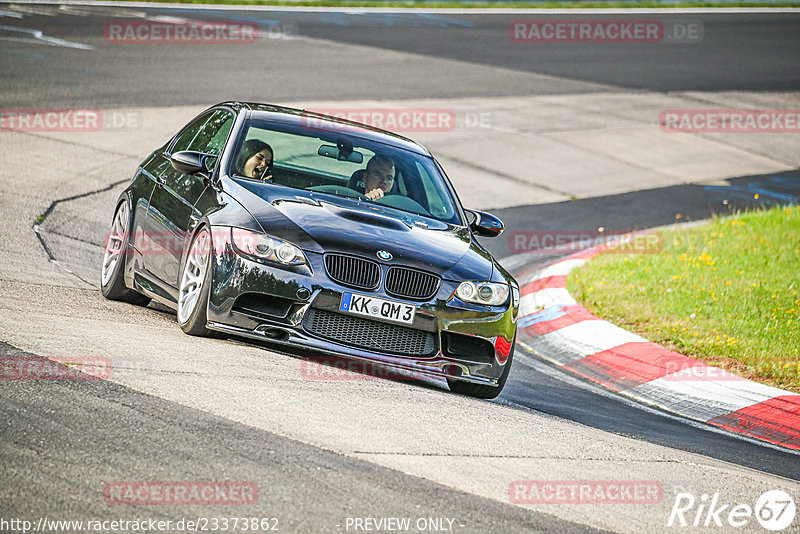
[231, 228, 306, 266]
[454, 281, 509, 306]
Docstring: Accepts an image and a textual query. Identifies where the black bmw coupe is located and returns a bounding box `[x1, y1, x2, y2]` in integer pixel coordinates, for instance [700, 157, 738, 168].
[101, 102, 519, 398]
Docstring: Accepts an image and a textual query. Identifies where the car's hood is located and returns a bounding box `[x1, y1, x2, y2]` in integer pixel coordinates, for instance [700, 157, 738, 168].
[226, 180, 493, 280]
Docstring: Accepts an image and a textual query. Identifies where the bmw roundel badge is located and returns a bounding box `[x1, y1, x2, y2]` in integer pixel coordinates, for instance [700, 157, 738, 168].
[376, 250, 393, 261]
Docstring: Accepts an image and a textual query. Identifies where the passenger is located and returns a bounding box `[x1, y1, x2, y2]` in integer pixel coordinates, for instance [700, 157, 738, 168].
[236, 139, 273, 181]
[362, 155, 395, 200]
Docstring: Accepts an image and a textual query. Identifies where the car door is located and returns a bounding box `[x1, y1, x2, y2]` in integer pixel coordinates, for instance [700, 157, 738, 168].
[142, 108, 234, 290]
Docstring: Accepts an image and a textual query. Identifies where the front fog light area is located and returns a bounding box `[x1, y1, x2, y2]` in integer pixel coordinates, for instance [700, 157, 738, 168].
[231, 228, 306, 266]
[454, 281, 509, 306]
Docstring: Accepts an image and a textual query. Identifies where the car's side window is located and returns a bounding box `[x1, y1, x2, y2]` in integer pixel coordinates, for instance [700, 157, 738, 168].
[170, 112, 213, 155]
[200, 111, 235, 156]
[415, 161, 452, 219]
[170, 110, 234, 156]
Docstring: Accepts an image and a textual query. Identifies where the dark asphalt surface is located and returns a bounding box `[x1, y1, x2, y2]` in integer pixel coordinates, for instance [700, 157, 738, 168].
[504, 350, 800, 482]
[0, 343, 601, 534]
[296, 12, 800, 92]
[477, 170, 800, 260]
[1, 9, 799, 107]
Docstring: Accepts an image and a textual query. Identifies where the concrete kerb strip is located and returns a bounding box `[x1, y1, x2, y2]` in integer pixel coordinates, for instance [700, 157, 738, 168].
[511, 229, 800, 451]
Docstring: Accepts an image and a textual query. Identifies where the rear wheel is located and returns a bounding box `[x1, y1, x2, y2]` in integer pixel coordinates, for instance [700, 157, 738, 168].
[177, 227, 217, 337]
[100, 200, 150, 306]
[447, 337, 515, 399]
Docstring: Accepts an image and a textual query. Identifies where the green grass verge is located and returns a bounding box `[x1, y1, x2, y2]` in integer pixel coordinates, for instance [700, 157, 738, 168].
[111, 0, 800, 8]
[568, 205, 800, 392]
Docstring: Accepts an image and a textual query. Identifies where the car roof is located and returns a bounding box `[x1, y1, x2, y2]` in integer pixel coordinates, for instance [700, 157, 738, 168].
[215, 101, 433, 157]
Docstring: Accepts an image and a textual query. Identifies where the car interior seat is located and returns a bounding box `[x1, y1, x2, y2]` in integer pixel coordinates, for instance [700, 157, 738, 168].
[347, 169, 367, 193]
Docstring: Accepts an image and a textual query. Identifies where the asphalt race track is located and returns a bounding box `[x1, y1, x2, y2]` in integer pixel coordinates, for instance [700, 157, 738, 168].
[1, 4, 800, 533]
[3, 8, 800, 107]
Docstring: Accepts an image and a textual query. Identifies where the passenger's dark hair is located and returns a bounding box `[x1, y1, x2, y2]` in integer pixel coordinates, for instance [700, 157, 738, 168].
[235, 139, 273, 175]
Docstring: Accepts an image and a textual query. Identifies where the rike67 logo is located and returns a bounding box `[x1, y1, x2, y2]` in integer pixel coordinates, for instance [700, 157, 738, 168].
[668, 490, 796, 531]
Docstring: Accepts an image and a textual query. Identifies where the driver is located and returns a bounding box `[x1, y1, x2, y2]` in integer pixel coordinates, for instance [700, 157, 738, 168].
[363, 155, 395, 201]
[236, 139, 273, 181]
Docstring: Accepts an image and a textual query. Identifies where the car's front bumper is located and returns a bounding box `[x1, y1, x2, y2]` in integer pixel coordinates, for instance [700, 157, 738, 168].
[206, 226, 517, 387]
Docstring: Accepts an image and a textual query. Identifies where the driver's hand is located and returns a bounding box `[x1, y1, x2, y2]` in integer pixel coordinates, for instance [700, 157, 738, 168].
[365, 188, 384, 201]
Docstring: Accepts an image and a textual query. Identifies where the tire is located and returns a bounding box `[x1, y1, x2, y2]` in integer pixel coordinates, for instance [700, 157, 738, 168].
[177, 226, 218, 337]
[100, 200, 151, 306]
[447, 336, 515, 399]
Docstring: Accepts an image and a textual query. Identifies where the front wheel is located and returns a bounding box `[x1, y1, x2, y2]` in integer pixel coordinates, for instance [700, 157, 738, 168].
[177, 226, 217, 337]
[447, 337, 515, 399]
[100, 200, 150, 306]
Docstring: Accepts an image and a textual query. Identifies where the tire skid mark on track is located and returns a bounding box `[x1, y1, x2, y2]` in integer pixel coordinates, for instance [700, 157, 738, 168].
[32, 177, 129, 285]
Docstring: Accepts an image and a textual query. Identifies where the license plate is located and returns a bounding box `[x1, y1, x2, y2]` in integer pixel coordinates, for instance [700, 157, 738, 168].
[339, 292, 415, 325]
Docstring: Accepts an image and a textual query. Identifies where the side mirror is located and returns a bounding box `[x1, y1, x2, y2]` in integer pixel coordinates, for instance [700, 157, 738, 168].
[467, 209, 504, 238]
[170, 151, 212, 175]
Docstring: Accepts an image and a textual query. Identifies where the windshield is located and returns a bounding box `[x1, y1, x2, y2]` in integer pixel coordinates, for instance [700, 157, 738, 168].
[227, 118, 463, 225]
